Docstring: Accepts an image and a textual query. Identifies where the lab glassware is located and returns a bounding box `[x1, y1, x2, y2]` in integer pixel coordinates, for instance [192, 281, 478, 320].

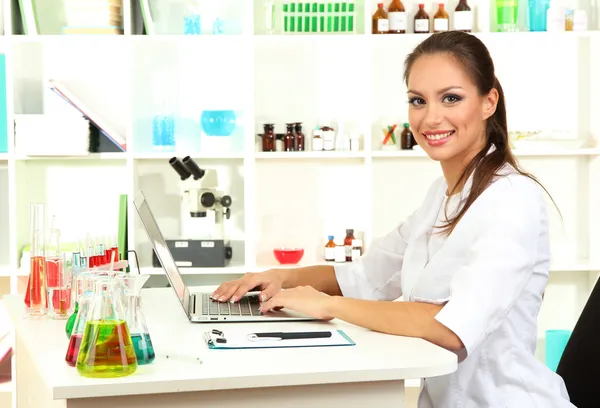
[496, 0, 519, 32]
[25, 203, 47, 317]
[152, 114, 176, 151]
[120, 274, 155, 365]
[46, 253, 73, 319]
[65, 291, 93, 367]
[76, 278, 137, 378]
[528, 0, 550, 31]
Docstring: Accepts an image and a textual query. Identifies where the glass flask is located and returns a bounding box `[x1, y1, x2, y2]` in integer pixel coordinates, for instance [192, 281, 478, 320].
[76, 278, 137, 378]
[120, 274, 155, 365]
[65, 291, 93, 367]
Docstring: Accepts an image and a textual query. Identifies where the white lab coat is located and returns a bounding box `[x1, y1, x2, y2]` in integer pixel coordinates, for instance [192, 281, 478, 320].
[334, 159, 575, 408]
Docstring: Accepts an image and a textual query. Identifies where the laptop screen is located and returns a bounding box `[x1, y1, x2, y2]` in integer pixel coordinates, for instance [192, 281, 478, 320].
[133, 191, 190, 314]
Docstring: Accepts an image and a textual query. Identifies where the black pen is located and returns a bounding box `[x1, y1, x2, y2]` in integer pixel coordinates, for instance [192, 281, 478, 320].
[247, 331, 332, 341]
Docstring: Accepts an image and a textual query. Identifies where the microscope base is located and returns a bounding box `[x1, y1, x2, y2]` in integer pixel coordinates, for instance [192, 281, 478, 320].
[152, 239, 233, 268]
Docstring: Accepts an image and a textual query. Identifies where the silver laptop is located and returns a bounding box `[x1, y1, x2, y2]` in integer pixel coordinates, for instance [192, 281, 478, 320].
[133, 190, 316, 323]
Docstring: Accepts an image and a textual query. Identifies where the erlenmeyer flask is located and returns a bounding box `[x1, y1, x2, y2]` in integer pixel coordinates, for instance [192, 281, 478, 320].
[120, 274, 155, 365]
[65, 291, 93, 366]
[76, 277, 137, 378]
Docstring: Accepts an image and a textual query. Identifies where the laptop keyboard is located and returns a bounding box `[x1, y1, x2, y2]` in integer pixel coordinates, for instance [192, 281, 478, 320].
[201, 293, 262, 316]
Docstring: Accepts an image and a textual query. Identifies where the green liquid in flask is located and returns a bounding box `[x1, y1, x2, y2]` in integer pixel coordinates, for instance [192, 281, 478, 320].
[76, 319, 137, 378]
[131, 333, 155, 365]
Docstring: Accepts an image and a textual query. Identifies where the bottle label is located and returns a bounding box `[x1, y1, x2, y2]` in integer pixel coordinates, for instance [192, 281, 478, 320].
[388, 12, 406, 31]
[415, 19, 429, 32]
[377, 18, 389, 32]
[351, 249, 361, 262]
[434, 18, 449, 31]
[453, 11, 472, 30]
[312, 137, 323, 151]
[324, 247, 335, 261]
[345, 245, 352, 258]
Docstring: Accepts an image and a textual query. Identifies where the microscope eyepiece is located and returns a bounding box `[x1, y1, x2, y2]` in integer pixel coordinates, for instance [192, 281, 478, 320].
[169, 157, 192, 180]
[182, 156, 205, 180]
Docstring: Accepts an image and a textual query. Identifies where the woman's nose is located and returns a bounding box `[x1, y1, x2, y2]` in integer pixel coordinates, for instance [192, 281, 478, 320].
[424, 104, 444, 127]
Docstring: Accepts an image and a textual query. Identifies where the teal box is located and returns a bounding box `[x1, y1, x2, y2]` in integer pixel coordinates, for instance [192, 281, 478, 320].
[0, 54, 7, 153]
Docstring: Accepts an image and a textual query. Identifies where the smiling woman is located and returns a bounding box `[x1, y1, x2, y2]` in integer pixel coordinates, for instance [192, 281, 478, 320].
[212, 31, 575, 408]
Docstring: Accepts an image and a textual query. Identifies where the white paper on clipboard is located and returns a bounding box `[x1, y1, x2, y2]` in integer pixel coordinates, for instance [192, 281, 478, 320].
[48, 79, 127, 151]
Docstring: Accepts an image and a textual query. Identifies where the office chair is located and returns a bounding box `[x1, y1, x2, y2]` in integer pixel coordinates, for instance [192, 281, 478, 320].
[556, 275, 600, 408]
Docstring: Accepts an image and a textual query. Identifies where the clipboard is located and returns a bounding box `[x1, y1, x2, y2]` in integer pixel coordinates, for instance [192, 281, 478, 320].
[203, 329, 355, 350]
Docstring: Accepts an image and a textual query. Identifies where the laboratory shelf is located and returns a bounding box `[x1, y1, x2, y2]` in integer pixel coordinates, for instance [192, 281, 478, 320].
[12, 153, 127, 161]
[0, 267, 11, 278]
[132, 152, 245, 160]
[255, 151, 367, 159]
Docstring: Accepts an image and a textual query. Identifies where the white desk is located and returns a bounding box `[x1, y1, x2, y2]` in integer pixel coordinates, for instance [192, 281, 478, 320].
[5, 287, 457, 408]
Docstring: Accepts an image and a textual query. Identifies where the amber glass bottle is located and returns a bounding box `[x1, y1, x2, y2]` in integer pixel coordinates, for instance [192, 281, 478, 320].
[294, 122, 305, 151]
[262, 123, 275, 152]
[324, 236, 335, 262]
[284, 123, 295, 151]
[387, 0, 406, 34]
[400, 123, 413, 150]
[414, 4, 430, 33]
[433, 3, 449, 32]
[454, 0, 473, 32]
[344, 229, 355, 261]
[372, 3, 389, 34]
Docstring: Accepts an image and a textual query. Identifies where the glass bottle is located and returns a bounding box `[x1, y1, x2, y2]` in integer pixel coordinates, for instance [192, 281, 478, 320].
[120, 274, 156, 365]
[284, 123, 295, 151]
[76, 278, 137, 378]
[495, 0, 518, 32]
[372, 3, 389, 34]
[414, 4, 430, 33]
[25, 203, 47, 317]
[401, 123, 414, 150]
[324, 235, 336, 262]
[344, 229, 355, 262]
[262, 123, 276, 152]
[65, 291, 93, 367]
[312, 127, 323, 151]
[433, 3, 449, 32]
[387, 0, 406, 33]
[454, 0, 473, 32]
[294, 122, 305, 151]
[265, 0, 275, 34]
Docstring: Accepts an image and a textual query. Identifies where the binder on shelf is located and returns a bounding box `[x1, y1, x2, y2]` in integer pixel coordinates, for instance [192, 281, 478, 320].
[48, 79, 127, 152]
[203, 329, 355, 350]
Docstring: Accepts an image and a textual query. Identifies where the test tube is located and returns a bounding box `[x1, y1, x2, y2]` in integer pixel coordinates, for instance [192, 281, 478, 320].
[26, 203, 47, 317]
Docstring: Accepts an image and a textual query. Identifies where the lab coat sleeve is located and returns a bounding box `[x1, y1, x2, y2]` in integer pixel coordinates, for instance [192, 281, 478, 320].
[334, 213, 415, 301]
[434, 176, 546, 357]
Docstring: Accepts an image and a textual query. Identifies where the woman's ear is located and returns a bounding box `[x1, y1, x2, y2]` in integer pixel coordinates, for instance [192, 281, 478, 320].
[482, 88, 499, 120]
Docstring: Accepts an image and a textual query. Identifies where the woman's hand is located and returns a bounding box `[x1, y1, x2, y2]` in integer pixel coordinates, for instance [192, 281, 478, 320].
[259, 286, 335, 320]
[211, 269, 284, 303]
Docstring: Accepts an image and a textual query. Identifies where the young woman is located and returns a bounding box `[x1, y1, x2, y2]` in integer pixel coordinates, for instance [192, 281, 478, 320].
[212, 31, 574, 407]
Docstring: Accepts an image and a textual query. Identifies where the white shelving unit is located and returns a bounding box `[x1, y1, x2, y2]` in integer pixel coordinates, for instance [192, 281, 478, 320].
[0, 1, 599, 400]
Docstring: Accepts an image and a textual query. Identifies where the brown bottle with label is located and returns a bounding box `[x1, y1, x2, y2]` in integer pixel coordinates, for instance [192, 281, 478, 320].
[414, 3, 430, 33]
[454, 0, 473, 32]
[400, 123, 414, 150]
[372, 3, 389, 34]
[262, 123, 275, 152]
[387, 0, 406, 34]
[433, 3, 449, 32]
[344, 229, 355, 262]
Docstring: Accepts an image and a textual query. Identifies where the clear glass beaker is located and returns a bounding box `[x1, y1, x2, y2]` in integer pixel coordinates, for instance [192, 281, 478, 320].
[46, 253, 74, 319]
[76, 278, 137, 378]
[120, 274, 155, 365]
[65, 291, 93, 367]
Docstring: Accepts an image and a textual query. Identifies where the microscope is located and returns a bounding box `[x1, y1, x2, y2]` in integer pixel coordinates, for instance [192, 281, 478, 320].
[152, 156, 233, 268]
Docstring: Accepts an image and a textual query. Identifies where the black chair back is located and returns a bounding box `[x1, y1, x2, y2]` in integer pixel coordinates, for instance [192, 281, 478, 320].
[556, 276, 600, 408]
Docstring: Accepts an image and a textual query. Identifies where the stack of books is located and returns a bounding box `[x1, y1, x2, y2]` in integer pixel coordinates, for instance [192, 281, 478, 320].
[62, 0, 124, 35]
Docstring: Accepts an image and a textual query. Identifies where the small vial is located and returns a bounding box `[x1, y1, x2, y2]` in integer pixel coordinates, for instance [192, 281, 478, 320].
[324, 236, 336, 262]
[351, 240, 363, 262]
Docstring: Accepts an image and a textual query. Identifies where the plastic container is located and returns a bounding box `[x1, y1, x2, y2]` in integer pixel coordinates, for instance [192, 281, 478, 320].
[273, 248, 304, 264]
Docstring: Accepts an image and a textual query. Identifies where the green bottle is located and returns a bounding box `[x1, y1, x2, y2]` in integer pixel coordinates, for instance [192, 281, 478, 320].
[496, 0, 518, 32]
[65, 300, 79, 339]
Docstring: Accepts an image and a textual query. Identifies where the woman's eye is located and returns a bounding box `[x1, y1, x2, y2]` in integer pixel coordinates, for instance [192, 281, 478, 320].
[443, 95, 461, 103]
[408, 97, 425, 106]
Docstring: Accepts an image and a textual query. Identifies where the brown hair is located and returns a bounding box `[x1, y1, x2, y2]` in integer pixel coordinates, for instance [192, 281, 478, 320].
[403, 31, 557, 235]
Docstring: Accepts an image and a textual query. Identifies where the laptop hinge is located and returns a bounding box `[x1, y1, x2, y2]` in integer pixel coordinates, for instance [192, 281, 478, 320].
[191, 294, 197, 315]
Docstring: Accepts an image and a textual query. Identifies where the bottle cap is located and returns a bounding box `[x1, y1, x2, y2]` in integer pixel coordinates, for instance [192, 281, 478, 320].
[378, 3, 384, 7]
[327, 235, 334, 240]
[403, 123, 410, 128]
[352, 239, 363, 246]
[346, 229, 354, 234]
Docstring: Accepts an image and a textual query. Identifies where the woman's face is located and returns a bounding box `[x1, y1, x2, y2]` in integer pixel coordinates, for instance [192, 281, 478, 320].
[406, 53, 497, 165]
